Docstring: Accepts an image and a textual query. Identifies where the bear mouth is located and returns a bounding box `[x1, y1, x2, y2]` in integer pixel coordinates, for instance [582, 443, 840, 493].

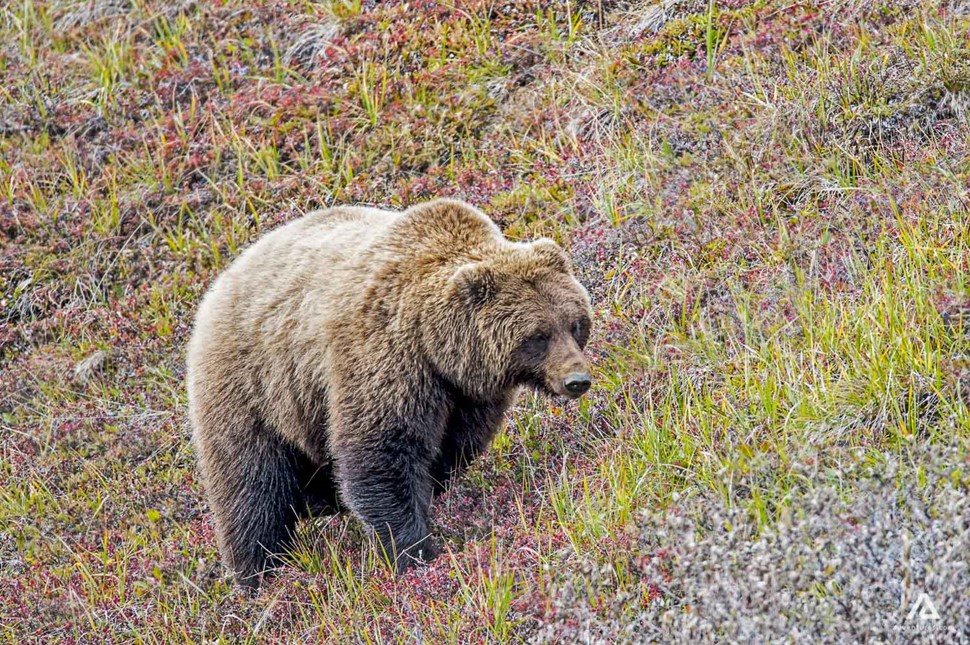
[522, 375, 582, 401]
[520, 375, 551, 397]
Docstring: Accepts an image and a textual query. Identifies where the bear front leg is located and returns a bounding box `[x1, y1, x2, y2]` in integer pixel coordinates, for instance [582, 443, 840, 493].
[431, 394, 512, 495]
[336, 438, 437, 573]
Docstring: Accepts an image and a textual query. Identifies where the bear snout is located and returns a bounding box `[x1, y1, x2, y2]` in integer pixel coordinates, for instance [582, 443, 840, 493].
[563, 372, 592, 397]
[541, 340, 592, 399]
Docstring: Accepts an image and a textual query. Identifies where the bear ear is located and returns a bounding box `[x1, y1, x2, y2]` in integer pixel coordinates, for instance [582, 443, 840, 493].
[530, 238, 570, 273]
[451, 262, 498, 306]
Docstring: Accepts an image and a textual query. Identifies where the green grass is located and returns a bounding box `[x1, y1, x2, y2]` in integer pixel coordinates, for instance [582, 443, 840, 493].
[2, 0, 968, 641]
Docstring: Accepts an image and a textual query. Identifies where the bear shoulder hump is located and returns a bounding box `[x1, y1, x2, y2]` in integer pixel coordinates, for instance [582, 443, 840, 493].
[400, 199, 502, 247]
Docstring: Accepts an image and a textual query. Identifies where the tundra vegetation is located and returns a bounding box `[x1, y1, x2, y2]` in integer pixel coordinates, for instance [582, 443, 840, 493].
[1, 0, 968, 642]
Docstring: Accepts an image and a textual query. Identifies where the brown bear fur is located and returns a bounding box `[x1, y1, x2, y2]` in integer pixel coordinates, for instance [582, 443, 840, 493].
[186, 199, 593, 587]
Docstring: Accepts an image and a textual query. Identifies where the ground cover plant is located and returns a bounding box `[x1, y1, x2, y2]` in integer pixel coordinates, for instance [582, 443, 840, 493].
[2, 0, 968, 641]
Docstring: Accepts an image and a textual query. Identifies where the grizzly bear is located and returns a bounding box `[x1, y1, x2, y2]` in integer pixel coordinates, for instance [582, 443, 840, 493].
[186, 199, 593, 587]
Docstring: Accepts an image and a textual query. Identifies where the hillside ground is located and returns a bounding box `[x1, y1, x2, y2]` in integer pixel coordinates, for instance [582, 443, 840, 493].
[2, 0, 969, 642]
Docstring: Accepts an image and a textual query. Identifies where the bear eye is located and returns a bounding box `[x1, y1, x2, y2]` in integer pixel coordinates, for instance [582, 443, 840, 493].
[524, 331, 549, 353]
[571, 320, 589, 348]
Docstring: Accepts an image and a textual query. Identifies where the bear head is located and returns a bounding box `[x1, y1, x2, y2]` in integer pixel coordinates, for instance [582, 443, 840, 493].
[430, 238, 593, 402]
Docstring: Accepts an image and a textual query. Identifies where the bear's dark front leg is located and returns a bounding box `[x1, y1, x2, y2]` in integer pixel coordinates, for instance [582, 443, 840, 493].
[431, 394, 512, 495]
[336, 435, 437, 573]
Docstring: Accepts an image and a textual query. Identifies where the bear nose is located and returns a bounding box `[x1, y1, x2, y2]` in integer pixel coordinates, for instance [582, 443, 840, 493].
[563, 372, 591, 396]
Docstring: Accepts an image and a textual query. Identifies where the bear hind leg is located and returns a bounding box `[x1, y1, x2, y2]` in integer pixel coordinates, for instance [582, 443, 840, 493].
[200, 419, 305, 588]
